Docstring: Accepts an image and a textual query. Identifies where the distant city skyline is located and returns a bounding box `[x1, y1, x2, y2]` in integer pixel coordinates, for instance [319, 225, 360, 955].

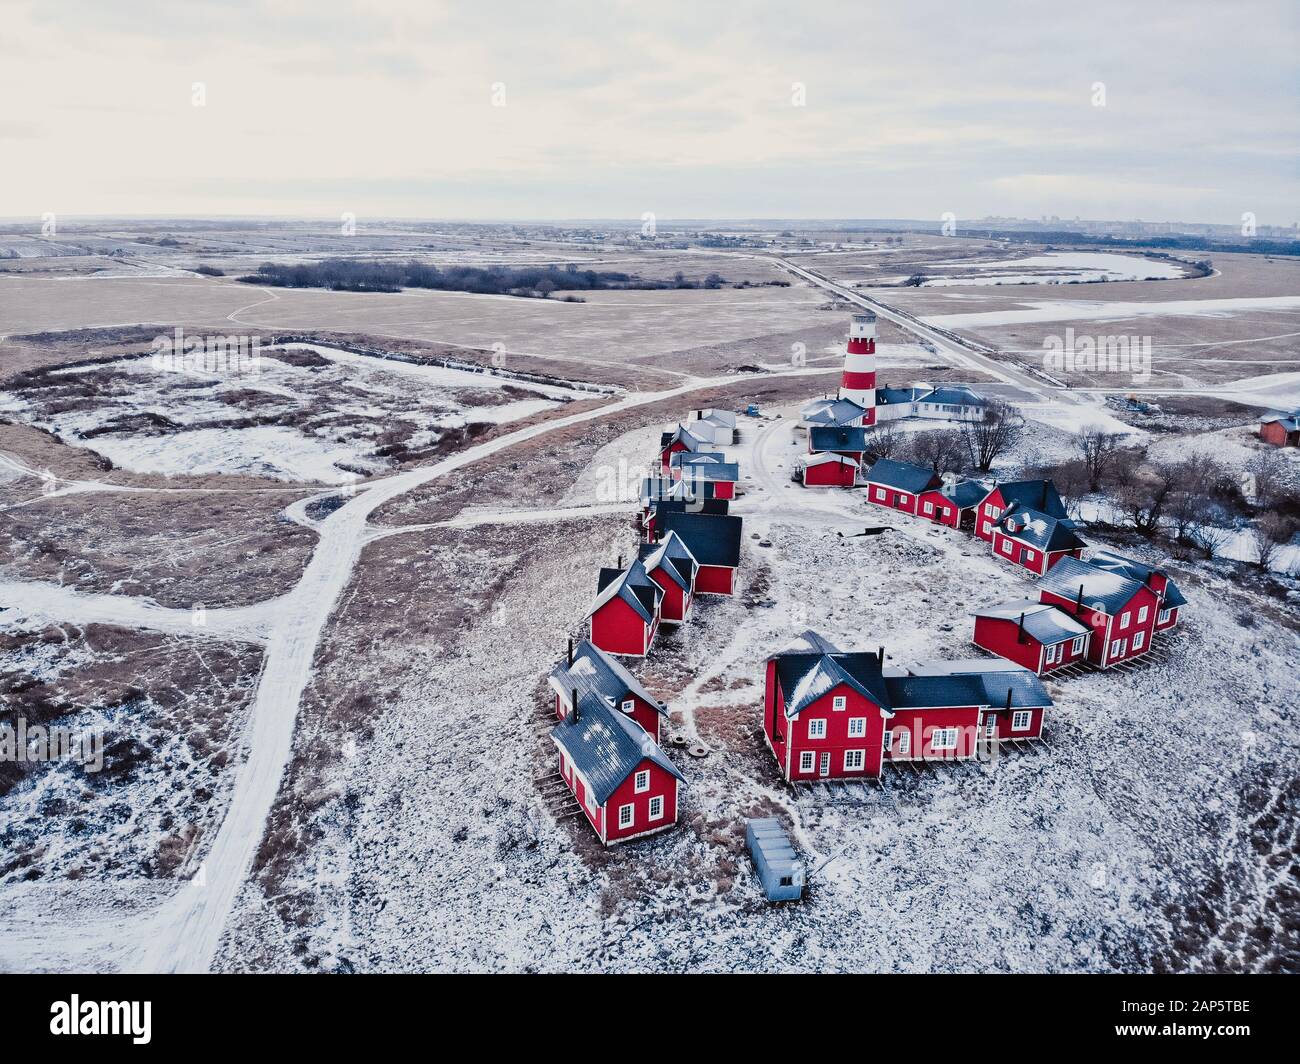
[4, 1, 1297, 225]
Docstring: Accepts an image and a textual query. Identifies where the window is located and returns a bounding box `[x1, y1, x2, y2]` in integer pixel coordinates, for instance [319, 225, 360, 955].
[985, 717, 997, 737]
[898, 493, 910, 504]
[832, 695, 847, 712]
[930, 727, 959, 751]
[848, 717, 867, 738]
[897, 730, 911, 755]
[881, 729, 893, 752]
[1132, 631, 1145, 651]
[1011, 710, 1032, 731]
[1025, 549, 1036, 563]
[844, 749, 865, 772]
[985, 503, 997, 516]
[621, 698, 635, 714]
[1071, 635, 1085, 655]
[1045, 643, 1059, 665]
[1158, 608, 1171, 624]
[874, 487, 886, 500]
[807, 718, 827, 739]
[923, 500, 933, 515]
[618, 804, 634, 829]
[981, 521, 992, 535]
[1118, 612, 1130, 630]
[648, 795, 664, 821]
[799, 751, 815, 773]
[1110, 639, 1124, 658]
[1001, 539, 1013, 555]
[634, 770, 650, 793]
[1137, 605, 1148, 623]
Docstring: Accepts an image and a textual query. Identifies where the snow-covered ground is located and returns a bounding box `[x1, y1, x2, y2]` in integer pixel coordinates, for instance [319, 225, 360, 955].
[919, 252, 1186, 287]
[925, 295, 1300, 329]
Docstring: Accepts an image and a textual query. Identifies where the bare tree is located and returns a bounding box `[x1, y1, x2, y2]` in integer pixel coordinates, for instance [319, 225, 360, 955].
[1076, 425, 1124, 491]
[1113, 459, 1176, 536]
[961, 400, 1022, 472]
[904, 429, 965, 474]
[864, 422, 900, 461]
[1244, 450, 1288, 510]
[1046, 459, 1092, 521]
[1250, 512, 1296, 570]
[1185, 495, 1236, 558]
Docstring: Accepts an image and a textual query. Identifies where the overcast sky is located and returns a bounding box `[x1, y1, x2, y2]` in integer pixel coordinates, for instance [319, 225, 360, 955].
[3, 0, 1297, 225]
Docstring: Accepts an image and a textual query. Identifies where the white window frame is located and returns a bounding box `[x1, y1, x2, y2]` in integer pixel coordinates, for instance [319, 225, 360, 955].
[634, 769, 650, 794]
[881, 729, 893, 752]
[618, 803, 634, 829]
[898, 493, 910, 505]
[648, 795, 664, 821]
[1110, 638, 1124, 658]
[922, 500, 934, 515]
[1045, 642, 1059, 664]
[843, 749, 865, 772]
[981, 521, 992, 535]
[874, 486, 886, 501]
[832, 695, 847, 712]
[985, 717, 997, 737]
[1118, 612, 1130, 630]
[1137, 605, 1148, 623]
[807, 718, 827, 739]
[1158, 608, 1171, 624]
[930, 727, 959, 752]
[621, 698, 636, 714]
[799, 750, 815, 773]
[1024, 549, 1036, 563]
[897, 729, 911, 755]
[1132, 630, 1145, 651]
[848, 717, 867, 738]
[1071, 635, 1085, 655]
[1011, 710, 1032, 732]
[1001, 539, 1013, 555]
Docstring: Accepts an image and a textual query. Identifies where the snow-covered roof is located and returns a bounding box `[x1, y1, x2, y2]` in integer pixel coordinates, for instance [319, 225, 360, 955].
[550, 695, 683, 807]
[863, 458, 940, 493]
[973, 599, 1091, 644]
[1260, 410, 1300, 430]
[670, 450, 727, 467]
[996, 504, 1088, 552]
[659, 424, 708, 454]
[679, 462, 740, 483]
[924, 477, 991, 510]
[884, 669, 1051, 711]
[802, 397, 866, 426]
[1038, 556, 1147, 616]
[549, 639, 667, 721]
[589, 558, 663, 624]
[697, 409, 737, 429]
[804, 451, 859, 469]
[809, 426, 868, 453]
[985, 479, 1068, 520]
[1086, 548, 1186, 608]
[639, 530, 698, 591]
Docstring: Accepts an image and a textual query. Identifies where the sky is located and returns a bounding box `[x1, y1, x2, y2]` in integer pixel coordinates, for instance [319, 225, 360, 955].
[2, 0, 1297, 225]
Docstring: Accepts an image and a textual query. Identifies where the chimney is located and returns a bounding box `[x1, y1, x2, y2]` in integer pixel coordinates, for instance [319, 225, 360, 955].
[567, 637, 574, 667]
[1016, 612, 1026, 644]
[1005, 688, 1013, 711]
[571, 688, 579, 723]
[1075, 584, 1085, 614]
[877, 645, 885, 665]
[617, 554, 624, 569]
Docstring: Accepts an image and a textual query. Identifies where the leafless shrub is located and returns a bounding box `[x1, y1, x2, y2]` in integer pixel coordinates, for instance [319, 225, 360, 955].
[1076, 425, 1125, 490]
[1250, 512, 1296, 570]
[961, 400, 1022, 472]
[900, 429, 965, 473]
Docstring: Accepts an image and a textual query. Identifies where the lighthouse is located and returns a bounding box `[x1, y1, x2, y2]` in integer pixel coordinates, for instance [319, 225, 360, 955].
[839, 312, 877, 424]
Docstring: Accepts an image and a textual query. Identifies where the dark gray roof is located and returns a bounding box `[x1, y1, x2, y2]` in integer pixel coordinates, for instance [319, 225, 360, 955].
[803, 397, 866, 426]
[985, 479, 1068, 520]
[864, 458, 941, 493]
[973, 600, 1091, 644]
[925, 386, 988, 407]
[1086, 548, 1186, 608]
[972, 670, 1053, 710]
[549, 639, 666, 719]
[1038, 556, 1147, 615]
[1260, 410, 1300, 431]
[996, 505, 1088, 552]
[638, 530, 698, 590]
[876, 386, 929, 406]
[679, 462, 739, 483]
[670, 451, 727, 467]
[1162, 581, 1187, 609]
[884, 673, 987, 709]
[660, 512, 742, 568]
[924, 478, 989, 510]
[550, 695, 684, 807]
[810, 426, 868, 453]
[592, 558, 663, 624]
[650, 498, 729, 520]
[774, 650, 891, 719]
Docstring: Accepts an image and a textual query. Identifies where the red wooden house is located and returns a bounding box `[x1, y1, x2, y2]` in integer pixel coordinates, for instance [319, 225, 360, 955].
[975, 479, 1068, 542]
[549, 657, 684, 846]
[1259, 411, 1300, 448]
[971, 600, 1092, 675]
[550, 637, 668, 741]
[1037, 556, 1160, 669]
[808, 425, 868, 462]
[677, 462, 739, 500]
[862, 458, 943, 515]
[588, 557, 663, 657]
[638, 530, 698, 624]
[658, 424, 709, 471]
[989, 504, 1088, 576]
[762, 632, 1052, 782]
[1086, 548, 1186, 632]
[658, 511, 742, 596]
[668, 450, 727, 479]
[802, 451, 859, 488]
[916, 478, 989, 529]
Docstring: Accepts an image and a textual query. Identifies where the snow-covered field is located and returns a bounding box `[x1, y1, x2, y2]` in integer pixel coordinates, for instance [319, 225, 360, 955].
[918, 251, 1187, 287]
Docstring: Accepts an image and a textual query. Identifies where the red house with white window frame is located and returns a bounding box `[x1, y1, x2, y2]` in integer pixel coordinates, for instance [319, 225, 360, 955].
[971, 600, 1092, 675]
[550, 637, 668, 742]
[862, 459, 942, 516]
[802, 451, 859, 488]
[974, 480, 1068, 542]
[1086, 548, 1187, 633]
[588, 557, 663, 656]
[1036, 556, 1160, 669]
[658, 511, 742, 596]
[637, 530, 698, 624]
[916, 479, 989, 529]
[988, 505, 1088, 576]
[658, 424, 708, 472]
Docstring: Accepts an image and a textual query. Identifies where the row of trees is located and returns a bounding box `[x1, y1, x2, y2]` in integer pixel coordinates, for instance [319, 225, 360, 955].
[238, 259, 726, 297]
[864, 401, 1023, 475]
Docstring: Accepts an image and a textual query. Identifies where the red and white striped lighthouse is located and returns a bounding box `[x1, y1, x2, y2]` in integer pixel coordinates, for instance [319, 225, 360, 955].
[839, 312, 877, 424]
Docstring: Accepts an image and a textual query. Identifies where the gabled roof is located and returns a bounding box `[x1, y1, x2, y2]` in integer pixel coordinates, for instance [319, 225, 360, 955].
[996, 504, 1088, 552]
[773, 649, 892, 720]
[670, 450, 727, 467]
[810, 426, 868, 453]
[1038, 556, 1148, 616]
[984, 479, 1068, 520]
[802, 397, 866, 426]
[805, 451, 859, 469]
[884, 673, 988, 709]
[641, 476, 685, 503]
[550, 696, 684, 807]
[1087, 548, 1186, 609]
[549, 639, 667, 720]
[970, 669, 1053, 710]
[921, 477, 990, 510]
[973, 600, 1091, 644]
[591, 558, 663, 624]
[697, 409, 737, 429]
[649, 498, 730, 521]
[638, 530, 698, 591]
[679, 462, 740, 483]
[1260, 410, 1300, 430]
[660, 424, 708, 454]
[863, 458, 941, 493]
[660, 512, 742, 568]
[876, 386, 929, 406]
[925, 386, 988, 407]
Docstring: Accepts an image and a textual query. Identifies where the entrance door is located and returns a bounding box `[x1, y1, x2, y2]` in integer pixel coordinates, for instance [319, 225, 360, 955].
[819, 752, 831, 777]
